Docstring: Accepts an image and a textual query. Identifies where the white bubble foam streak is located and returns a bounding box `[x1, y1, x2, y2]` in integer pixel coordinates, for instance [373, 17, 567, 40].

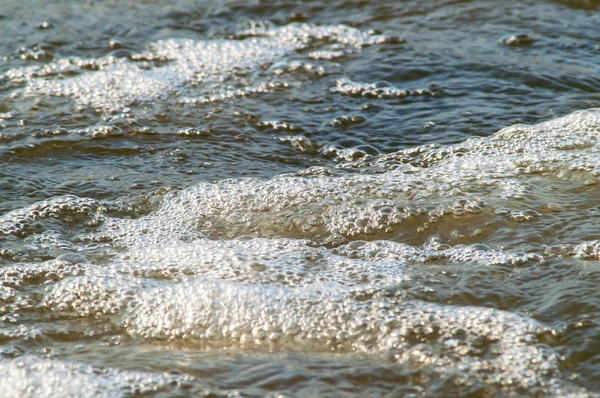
[0, 356, 193, 398]
[7, 23, 387, 111]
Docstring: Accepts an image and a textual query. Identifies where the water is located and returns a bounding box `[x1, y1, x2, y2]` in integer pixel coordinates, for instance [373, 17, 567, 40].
[1, 0, 600, 396]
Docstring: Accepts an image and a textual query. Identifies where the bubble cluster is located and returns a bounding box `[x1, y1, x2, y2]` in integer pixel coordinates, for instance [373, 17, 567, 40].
[14, 233, 543, 327]
[0, 195, 139, 240]
[15, 45, 53, 62]
[332, 239, 542, 266]
[0, 111, 18, 121]
[0, 196, 101, 239]
[121, 237, 410, 289]
[239, 22, 391, 48]
[332, 78, 438, 98]
[6, 23, 389, 111]
[572, 240, 600, 260]
[0, 356, 194, 398]
[268, 60, 327, 76]
[25, 251, 579, 393]
[179, 81, 289, 105]
[1, 0, 600, 395]
[1, 102, 599, 395]
[121, 279, 573, 393]
[97, 154, 513, 243]
[26, 245, 568, 393]
[257, 120, 303, 132]
[308, 50, 347, 60]
[81, 109, 600, 258]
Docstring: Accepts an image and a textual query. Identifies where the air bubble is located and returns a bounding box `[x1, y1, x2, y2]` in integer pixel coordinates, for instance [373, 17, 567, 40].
[501, 34, 535, 46]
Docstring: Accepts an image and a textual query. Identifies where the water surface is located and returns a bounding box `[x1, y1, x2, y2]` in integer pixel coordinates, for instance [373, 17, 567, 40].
[1, 0, 600, 396]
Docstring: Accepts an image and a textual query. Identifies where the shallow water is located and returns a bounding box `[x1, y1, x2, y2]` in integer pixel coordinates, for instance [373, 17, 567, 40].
[1, 0, 600, 396]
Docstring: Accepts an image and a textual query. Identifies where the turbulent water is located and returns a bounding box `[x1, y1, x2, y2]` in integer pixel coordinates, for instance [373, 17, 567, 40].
[1, 0, 600, 396]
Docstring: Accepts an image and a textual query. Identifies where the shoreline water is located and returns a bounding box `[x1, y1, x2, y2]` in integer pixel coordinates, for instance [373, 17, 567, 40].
[1, 1, 600, 396]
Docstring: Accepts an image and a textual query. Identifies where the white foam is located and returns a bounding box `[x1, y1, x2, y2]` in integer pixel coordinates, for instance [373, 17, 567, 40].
[2, 108, 599, 395]
[91, 108, 600, 244]
[332, 78, 437, 98]
[5, 23, 388, 111]
[123, 279, 569, 391]
[0, 356, 194, 398]
[33, 256, 568, 391]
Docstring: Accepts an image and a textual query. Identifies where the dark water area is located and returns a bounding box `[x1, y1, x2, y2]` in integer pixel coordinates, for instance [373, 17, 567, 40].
[1, 0, 600, 396]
